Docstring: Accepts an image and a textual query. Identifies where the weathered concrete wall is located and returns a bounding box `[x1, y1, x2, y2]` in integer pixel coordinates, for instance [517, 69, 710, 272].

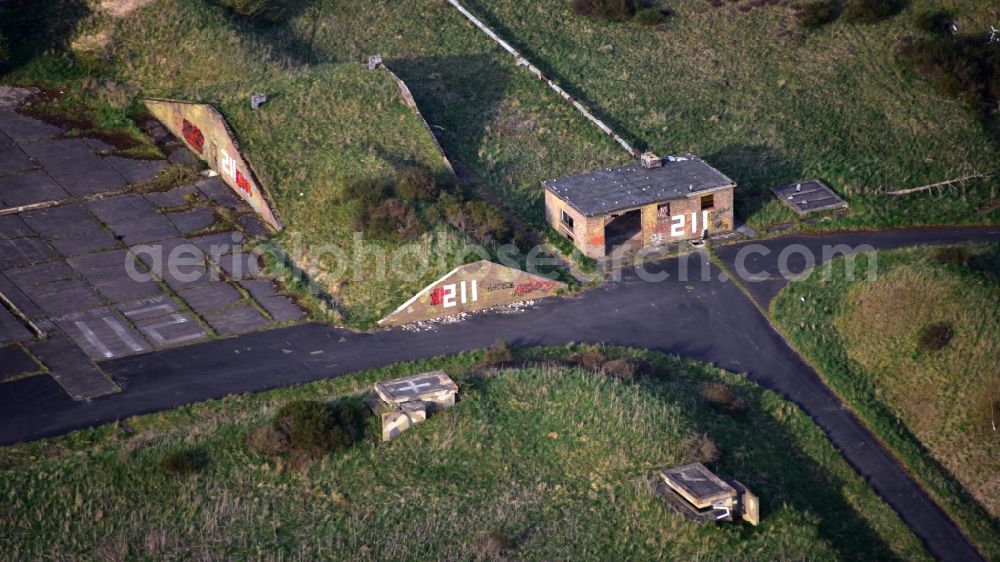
[379, 260, 566, 326]
[143, 99, 281, 231]
[544, 189, 606, 258]
[642, 186, 734, 247]
[545, 185, 735, 259]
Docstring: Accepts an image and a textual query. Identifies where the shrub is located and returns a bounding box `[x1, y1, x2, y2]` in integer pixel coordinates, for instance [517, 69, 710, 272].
[570, 348, 609, 370]
[918, 322, 954, 351]
[342, 178, 390, 209]
[247, 423, 291, 455]
[602, 358, 638, 380]
[482, 340, 514, 367]
[368, 198, 423, 241]
[161, 450, 205, 476]
[215, 0, 286, 21]
[571, 0, 636, 21]
[396, 166, 440, 202]
[932, 246, 973, 267]
[914, 10, 952, 34]
[256, 399, 367, 459]
[464, 200, 510, 243]
[701, 382, 745, 415]
[897, 34, 999, 112]
[797, 0, 836, 29]
[681, 433, 722, 463]
[633, 8, 665, 26]
[842, 0, 897, 24]
[474, 530, 514, 561]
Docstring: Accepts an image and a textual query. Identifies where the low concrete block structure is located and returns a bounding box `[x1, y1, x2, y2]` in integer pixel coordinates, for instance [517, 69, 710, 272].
[657, 462, 759, 525]
[369, 370, 458, 441]
[543, 154, 735, 259]
[771, 179, 848, 216]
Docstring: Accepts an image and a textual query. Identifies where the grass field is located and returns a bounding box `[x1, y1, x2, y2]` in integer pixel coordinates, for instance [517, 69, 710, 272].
[2, 0, 628, 327]
[771, 244, 1000, 558]
[454, 0, 1000, 231]
[7, 0, 996, 324]
[0, 346, 932, 561]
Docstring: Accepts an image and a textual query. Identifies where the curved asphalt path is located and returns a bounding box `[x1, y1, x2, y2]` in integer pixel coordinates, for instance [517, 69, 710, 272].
[1, 226, 997, 561]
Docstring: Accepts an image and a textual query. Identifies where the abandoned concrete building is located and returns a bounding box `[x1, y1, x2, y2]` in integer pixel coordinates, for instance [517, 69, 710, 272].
[543, 154, 736, 259]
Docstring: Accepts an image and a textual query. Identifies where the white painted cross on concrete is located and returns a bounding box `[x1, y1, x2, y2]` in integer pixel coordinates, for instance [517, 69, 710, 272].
[391, 380, 433, 394]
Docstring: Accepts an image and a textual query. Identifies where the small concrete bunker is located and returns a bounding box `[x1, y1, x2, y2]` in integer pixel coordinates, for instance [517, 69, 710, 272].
[657, 462, 759, 525]
[543, 154, 736, 259]
[771, 179, 848, 216]
[367, 370, 458, 441]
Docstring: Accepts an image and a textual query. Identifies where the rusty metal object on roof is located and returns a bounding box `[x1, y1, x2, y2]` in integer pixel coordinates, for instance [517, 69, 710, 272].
[657, 462, 759, 525]
[771, 179, 848, 216]
[444, 0, 638, 158]
[143, 99, 282, 231]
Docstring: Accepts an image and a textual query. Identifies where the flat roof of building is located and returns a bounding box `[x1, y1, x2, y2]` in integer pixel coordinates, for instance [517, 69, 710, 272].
[771, 179, 848, 215]
[543, 156, 735, 217]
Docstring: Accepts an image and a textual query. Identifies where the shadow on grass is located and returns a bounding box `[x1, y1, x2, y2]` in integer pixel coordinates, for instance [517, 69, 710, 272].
[458, 0, 647, 154]
[385, 53, 511, 180]
[0, 0, 90, 73]
[636, 366, 909, 561]
[706, 143, 805, 223]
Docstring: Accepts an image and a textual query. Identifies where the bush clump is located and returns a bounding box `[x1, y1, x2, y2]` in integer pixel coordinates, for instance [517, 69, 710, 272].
[918, 322, 954, 351]
[161, 450, 206, 477]
[914, 10, 952, 34]
[215, 0, 286, 21]
[633, 8, 666, 26]
[342, 168, 511, 244]
[931, 246, 973, 267]
[473, 530, 514, 561]
[797, 0, 837, 29]
[249, 399, 367, 459]
[601, 358, 638, 380]
[701, 382, 745, 415]
[396, 166, 440, 202]
[896, 33, 1000, 114]
[571, 0, 636, 21]
[570, 348, 609, 370]
[842, 0, 898, 24]
[681, 433, 722, 463]
[481, 340, 514, 367]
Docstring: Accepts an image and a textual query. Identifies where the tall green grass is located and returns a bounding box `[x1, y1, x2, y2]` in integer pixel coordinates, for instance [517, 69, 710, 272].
[772, 244, 1000, 558]
[0, 347, 931, 560]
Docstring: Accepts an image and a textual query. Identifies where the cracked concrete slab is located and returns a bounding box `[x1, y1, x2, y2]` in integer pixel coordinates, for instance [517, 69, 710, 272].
[130, 311, 207, 348]
[0, 144, 35, 177]
[0, 237, 57, 269]
[20, 138, 126, 195]
[87, 194, 179, 244]
[52, 308, 152, 360]
[215, 251, 267, 280]
[15, 278, 105, 317]
[204, 303, 269, 335]
[0, 344, 39, 380]
[0, 215, 33, 239]
[103, 156, 167, 185]
[176, 282, 241, 316]
[259, 295, 306, 322]
[67, 249, 162, 303]
[0, 310, 33, 345]
[0, 170, 70, 207]
[167, 206, 217, 234]
[20, 203, 118, 254]
[144, 184, 200, 209]
[0, 109, 60, 143]
[187, 230, 243, 257]
[26, 333, 119, 400]
[196, 177, 240, 208]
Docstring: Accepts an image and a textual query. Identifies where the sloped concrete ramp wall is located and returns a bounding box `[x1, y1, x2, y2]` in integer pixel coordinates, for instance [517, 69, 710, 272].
[379, 260, 565, 326]
[144, 99, 281, 230]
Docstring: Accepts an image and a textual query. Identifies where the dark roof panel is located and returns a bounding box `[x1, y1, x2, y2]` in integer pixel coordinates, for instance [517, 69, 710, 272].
[543, 156, 735, 217]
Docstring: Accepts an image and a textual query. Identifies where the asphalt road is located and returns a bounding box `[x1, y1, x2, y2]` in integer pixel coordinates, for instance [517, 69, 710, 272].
[1, 227, 998, 561]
